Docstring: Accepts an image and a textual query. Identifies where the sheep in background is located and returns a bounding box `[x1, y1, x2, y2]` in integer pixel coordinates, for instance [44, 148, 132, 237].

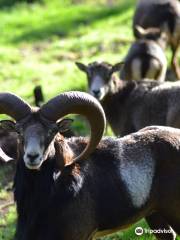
[76, 61, 180, 136]
[120, 27, 167, 82]
[0, 92, 179, 239]
[133, 0, 180, 79]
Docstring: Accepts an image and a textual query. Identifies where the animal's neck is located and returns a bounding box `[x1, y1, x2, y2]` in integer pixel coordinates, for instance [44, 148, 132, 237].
[109, 75, 123, 94]
[100, 78, 135, 135]
[14, 138, 77, 240]
[101, 77, 135, 108]
[14, 157, 60, 240]
[14, 158, 55, 219]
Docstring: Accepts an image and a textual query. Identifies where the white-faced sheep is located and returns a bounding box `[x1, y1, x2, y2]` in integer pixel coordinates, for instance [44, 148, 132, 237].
[76, 61, 180, 136]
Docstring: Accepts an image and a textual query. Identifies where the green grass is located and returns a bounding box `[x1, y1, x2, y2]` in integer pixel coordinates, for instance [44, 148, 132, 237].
[0, 0, 134, 100]
[0, 0, 179, 239]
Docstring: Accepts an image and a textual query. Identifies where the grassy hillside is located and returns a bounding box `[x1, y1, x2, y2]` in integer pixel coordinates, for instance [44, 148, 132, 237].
[0, 0, 134, 100]
[0, 0, 178, 239]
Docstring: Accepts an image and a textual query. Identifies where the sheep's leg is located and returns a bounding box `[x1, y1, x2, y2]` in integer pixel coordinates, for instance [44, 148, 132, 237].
[145, 212, 176, 240]
[171, 44, 180, 80]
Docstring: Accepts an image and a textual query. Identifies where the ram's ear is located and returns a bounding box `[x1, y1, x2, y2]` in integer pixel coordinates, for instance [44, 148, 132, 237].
[57, 118, 74, 133]
[110, 62, 124, 74]
[75, 62, 88, 73]
[0, 120, 16, 132]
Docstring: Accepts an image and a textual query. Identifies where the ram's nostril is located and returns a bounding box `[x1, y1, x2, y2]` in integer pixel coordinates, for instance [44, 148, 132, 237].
[92, 90, 100, 96]
[27, 153, 40, 162]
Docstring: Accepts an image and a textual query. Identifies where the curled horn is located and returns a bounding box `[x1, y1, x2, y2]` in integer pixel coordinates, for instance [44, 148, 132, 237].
[40, 91, 106, 163]
[0, 92, 31, 121]
[0, 93, 31, 162]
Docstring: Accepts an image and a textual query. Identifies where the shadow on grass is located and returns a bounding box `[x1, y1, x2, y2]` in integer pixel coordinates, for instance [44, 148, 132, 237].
[12, 1, 133, 44]
[0, 0, 19, 9]
[0, 0, 42, 9]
